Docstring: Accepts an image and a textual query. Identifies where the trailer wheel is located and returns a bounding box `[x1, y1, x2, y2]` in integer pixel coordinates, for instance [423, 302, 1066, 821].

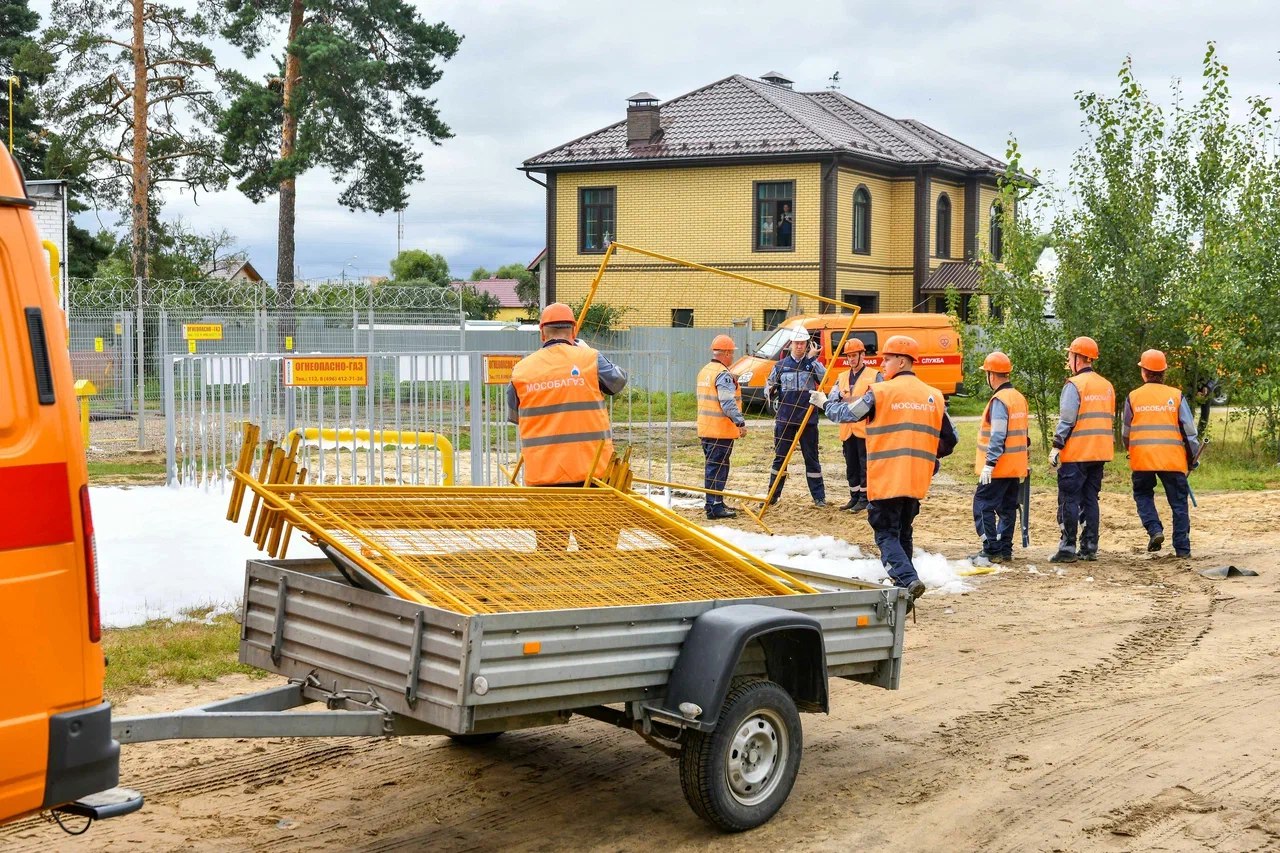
[447, 732, 504, 745]
[678, 679, 802, 832]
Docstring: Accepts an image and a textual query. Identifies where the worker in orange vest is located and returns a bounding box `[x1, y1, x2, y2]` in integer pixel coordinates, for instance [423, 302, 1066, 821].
[508, 302, 628, 486]
[971, 351, 1029, 564]
[1122, 349, 1201, 558]
[697, 334, 748, 520]
[834, 337, 880, 512]
[1048, 336, 1115, 563]
[810, 335, 957, 606]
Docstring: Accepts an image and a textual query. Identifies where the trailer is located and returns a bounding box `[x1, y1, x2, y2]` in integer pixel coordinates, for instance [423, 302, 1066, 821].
[115, 556, 907, 832]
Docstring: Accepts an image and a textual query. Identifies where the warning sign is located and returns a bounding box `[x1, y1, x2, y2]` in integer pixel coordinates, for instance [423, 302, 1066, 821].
[284, 356, 368, 387]
[483, 354, 522, 385]
[182, 323, 223, 341]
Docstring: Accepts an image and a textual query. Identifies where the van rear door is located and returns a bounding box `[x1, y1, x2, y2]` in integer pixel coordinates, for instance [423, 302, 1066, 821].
[0, 154, 113, 823]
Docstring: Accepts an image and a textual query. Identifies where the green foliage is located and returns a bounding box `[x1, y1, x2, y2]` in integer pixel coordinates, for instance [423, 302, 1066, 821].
[0, 0, 50, 176]
[976, 139, 1065, 451]
[93, 219, 242, 283]
[458, 283, 500, 320]
[389, 249, 450, 286]
[468, 266, 491, 281]
[570, 299, 629, 336]
[495, 262, 539, 316]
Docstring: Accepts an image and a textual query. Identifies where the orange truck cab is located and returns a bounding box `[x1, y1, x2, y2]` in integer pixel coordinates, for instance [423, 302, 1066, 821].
[0, 151, 141, 828]
[730, 313, 964, 411]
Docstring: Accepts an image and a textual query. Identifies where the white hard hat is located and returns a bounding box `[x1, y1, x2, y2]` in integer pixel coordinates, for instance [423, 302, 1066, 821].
[789, 327, 811, 343]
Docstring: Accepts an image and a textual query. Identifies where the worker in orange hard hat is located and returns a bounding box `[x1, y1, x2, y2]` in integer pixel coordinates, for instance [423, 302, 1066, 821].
[1122, 349, 1201, 558]
[809, 335, 957, 608]
[1048, 335, 1115, 563]
[971, 351, 1029, 564]
[508, 303, 628, 549]
[832, 336, 880, 512]
[697, 334, 748, 520]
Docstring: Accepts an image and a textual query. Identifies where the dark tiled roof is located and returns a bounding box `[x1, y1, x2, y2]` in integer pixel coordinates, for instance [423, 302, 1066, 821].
[920, 261, 982, 293]
[523, 74, 1005, 174]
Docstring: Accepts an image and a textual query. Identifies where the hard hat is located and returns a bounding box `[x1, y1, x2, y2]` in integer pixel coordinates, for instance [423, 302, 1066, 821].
[982, 351, 1013, 373]
[842, 337, 866, 355]
[881, 335, 920, 361]
[1067, 336, 1100, 359]
[539, 302, 576, 327]
[710, 334, 737, 352]
[788, 327, 812, 343]
[1138, 349, 1167, 371]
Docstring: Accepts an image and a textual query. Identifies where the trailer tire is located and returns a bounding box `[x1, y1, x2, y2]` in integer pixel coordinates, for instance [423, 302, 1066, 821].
[678, 679, 802, 832]
[447, 732, 504, 745]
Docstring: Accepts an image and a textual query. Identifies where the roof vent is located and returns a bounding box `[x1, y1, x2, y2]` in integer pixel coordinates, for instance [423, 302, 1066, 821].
[761, 71, 794, 89]
[627, 91, 662, 147]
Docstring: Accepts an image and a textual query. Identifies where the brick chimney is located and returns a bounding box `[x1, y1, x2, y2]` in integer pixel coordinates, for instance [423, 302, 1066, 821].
[626, 92, 661, 147]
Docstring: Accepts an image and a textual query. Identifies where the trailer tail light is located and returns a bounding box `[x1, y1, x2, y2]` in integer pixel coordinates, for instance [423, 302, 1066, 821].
[80, 485, 101, 643]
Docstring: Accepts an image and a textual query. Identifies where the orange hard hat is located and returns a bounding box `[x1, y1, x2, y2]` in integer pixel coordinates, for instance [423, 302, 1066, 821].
[710, 334, 737, 352]
[539, 302, 576, 327]
[881, 335, 920, 361]
[982, 351, 1013, 373]
[1138, 349, 1167, 371]
[842, 337, 866, 355]
[1068, 336, 1100, 359]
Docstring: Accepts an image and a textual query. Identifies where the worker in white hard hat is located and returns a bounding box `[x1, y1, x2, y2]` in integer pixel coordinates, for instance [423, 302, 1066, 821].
[696, 334, 748, 519]
[765, 327, 827, 507]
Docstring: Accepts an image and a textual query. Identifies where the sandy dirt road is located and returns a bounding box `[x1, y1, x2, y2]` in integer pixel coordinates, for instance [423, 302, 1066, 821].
[4, 486, 1279, 852]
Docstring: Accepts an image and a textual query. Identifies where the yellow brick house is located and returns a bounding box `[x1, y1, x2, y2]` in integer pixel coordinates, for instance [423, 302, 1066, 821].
[521, 72, 1009, 327]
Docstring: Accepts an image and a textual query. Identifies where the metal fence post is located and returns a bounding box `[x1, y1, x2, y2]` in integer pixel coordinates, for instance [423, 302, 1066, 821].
[163, 354, 176, 484]
[469, 351, 483, 486]
[135, 277, 145, 450]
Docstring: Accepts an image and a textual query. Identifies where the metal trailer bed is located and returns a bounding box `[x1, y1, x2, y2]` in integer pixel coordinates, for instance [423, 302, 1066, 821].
[112, 557, 907, 832]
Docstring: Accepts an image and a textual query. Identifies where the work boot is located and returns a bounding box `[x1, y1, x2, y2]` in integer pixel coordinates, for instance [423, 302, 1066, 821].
[1147, 531, 1165, 552]
[1049, 549, 1077, 564]
[906, 579, 926, 603]
[1078, 550, 1098, 562]
[841, 492, 858, 511]
[1174, 550, 1191, 558]
[706, 505, 738, 520]
[813, 498, 828, 508]
[767, 476, 785, 505]
[851, 494, 868, 513]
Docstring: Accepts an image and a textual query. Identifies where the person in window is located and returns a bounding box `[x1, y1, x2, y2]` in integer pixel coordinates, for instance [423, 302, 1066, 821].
[776, 202, 793, 248]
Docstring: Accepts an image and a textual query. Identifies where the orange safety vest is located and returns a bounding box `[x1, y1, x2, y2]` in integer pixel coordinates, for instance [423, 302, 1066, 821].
[1061, 370, 1115, 463]
[865, 374, 945, 501]
[511, 343, 612, 486]
[975, 386, 1029, 478]
[837, 365, 881, 441]
[1127, 383, 1188, 473]
[696, 361, 742, 439]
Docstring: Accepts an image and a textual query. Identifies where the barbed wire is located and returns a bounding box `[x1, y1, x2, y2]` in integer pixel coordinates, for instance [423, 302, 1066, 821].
[66, 278, 465, 313]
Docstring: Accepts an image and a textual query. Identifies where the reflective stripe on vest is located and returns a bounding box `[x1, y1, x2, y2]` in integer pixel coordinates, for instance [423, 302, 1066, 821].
[837, 366, 880, 441]
[1127, 383, 1187, 473]
[511, 343, 613, 485]
[865, 374, 945, 501]
[696, 362, 742, 440]
[975, 386, 1029, 478]
[1061, 371, 1116, 463]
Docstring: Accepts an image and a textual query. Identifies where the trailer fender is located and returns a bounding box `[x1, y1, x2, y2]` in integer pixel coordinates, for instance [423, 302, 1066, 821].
[653, 604, 827, 732]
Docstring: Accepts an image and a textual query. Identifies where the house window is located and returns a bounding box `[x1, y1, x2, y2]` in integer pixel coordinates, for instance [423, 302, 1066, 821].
[754, 181, 795, 251]
[762, 309, 788, 330]
[579, 187, 615, 253]
[852, 186, 871, 254]
[989, 201, 1004, 261]
[935, 194, 952, 258]
[841, 290, 879, 315]
[671, 308, 694, 328]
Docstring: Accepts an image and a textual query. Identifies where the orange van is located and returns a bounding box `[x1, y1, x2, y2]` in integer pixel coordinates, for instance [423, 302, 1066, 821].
[0, 152, 140, 827]
[730, 313, 963, 411]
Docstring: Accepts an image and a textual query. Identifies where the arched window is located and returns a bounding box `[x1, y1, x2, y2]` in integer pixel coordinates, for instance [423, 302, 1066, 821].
[989, 201, 1004, 261]
[852, 186, 871, 254]
[935, 194, 951, 258]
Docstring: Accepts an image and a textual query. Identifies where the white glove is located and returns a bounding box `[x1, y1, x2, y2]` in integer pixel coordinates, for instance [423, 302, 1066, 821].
[808, 390, 828, 408]
[1049, 447, 1061, 468]
[979, 464, 994, 485]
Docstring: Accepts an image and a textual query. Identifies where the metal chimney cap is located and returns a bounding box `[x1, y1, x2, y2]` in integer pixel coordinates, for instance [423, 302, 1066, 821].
[628, 91, 659, 106]
[761, 71, 794, 88]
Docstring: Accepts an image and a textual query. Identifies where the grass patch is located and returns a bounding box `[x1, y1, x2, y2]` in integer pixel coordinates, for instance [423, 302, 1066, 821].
[88, 460, 167, 478]
[102, 608, 268, 702]
[944, 393, 989, 417]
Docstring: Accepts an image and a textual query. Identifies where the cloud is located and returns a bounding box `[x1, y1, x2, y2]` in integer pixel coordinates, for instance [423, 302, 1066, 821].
[41, 0, 1280, 281]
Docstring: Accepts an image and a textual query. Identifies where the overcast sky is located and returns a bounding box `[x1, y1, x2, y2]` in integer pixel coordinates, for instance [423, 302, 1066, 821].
[34, 0, 1280, 282]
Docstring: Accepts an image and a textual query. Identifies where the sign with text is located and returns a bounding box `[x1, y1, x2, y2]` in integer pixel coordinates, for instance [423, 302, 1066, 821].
[284, 356, 368, 387]
[182, 323, 223, 341]
[482, 354, 522, 385]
